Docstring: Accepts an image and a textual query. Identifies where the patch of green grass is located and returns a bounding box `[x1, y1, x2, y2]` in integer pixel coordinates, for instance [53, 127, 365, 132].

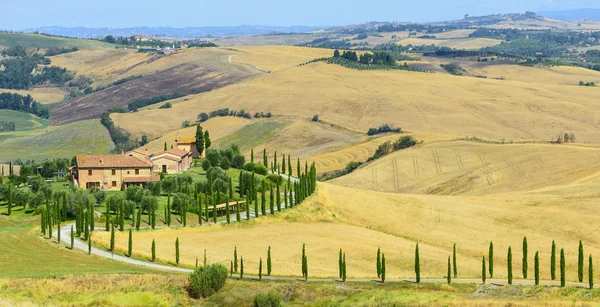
[0, 110, 49, 131]
[0, 119, 114, 162]
[215, 118, 292, 152]
[0, 33, 111, 50]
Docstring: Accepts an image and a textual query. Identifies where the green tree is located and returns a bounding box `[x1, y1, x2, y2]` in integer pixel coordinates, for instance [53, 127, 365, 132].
[482, 256, 486, 284]
[7, 184, 12, 216]
[589, 255, 594, 289]
[534, 251, 540, 285]
[377, 247, 381, 278]
[128, 228, 133, 257]
[251, 149, 254, 163]
[381, 253, 386, 283]
[578, 240, 584, 283]
[339, 249, 343, 279]
[259, 257, 263, 281]
[508, 246, 513, 285]
[152, 239, 156, 262]
[551, 240, 556, 280]
[261, 181, 266, 216]
[415, 243, 420, 283]
[164, 142, 167, 151]
[88, 232, 92, 255]
[447, 256, 451, 284]
[226, 197, 230, 224]
[453, 243, 457, 278]
[560, 248, 566, 287]
[204, 130, 211, 151]
[276, 183, 281, 212]
[110, 224, 115, 253]
[188, 264, 228, 298]
[267, 246, 272, 276]
[263, 149, 268, 168]
[522, 236, 528, 279]
[176, 237, 180, 266]
[70, 225, 74, 249]
[342, 252, 347, 282]
[195, 125, 205, 157]
[234, 247, 238, 273]
[269, 184, 274, 215]
[489, 241, 494, 278]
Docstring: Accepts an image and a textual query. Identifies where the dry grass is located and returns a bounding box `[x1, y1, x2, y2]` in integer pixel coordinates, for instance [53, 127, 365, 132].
[112, 60, 600, 143]
[396, 38, 503, 49]
[231, 46, 333, 72]
[465, 64, 600, 85]
[433, 30, 477, 39]
[0, 88, 67, 104]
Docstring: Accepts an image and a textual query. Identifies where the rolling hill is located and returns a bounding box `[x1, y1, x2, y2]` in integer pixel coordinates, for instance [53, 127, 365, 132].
[0, 33, 111, 50]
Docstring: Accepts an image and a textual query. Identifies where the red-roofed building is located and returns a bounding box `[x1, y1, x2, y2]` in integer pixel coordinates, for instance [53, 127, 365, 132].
[175, 133, 201, 158]
[150, 148, 193, 174]
[72, 153, 158, 190]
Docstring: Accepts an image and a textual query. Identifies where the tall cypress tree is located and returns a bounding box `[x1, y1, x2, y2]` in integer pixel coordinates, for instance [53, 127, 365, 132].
[89, 200, 94, 231]
[212, 194, 217, 223]
[288, 155, 292, 176]
[70, 225, 74, 249]
[128, 228, 133, 257]
[282, 155, 286, 177]
[377, 247, 381, 278]
[415, 243, 420, 283]
[560, 248, 566, 287]
[534, 251, 540, 286]
[267, 246, 272, 276]
[481, 256, 486, 284]
[7, 184, 12, 216]
[263, 149, 268, 168]
[229, 177, 233, 199]
[489, 241, 494, 278]
[240, 257, 244, 279]
[522, 236, 528, 279]
[339, 249, 343, 279]
[251, 149, 254, 163]
[236, 200, 241, 222]
[551, 240, 556, 280]
[175, 237, 180, 266]
[198, 196, 203, 225]
[342, 252, 347, 282]
[578, 240, 584, 283]
[589, 255, 594, 289]
[259, 257, 263, 281]
[447, 256, 452, 284]
[508, 246, 513, 285]
[110, 224, 115, 254]
[88, 232, 92, 255]
[261, 181, 266, 216]
[276, 182, 281, 212]
[453, 243, 457, 278]
[302, 243, 306, 280]
[136, 208, 141, 230]
[381, 253, 386, 283]
[274, 151, 277, 173]
[269, 183, 274, 215]
[225, 196, 230, 224]
[151, 239, 156, 262]
[105, 201, 110, 231]
[297, 158, 301, 178]
[234, 247, 238, 273]
[245, 195, 250, 220]
[195, 125, 204, 157]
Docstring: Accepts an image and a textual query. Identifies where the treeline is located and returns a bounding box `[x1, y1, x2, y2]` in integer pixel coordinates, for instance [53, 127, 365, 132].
[367, 124, 401, 135]
[197, 108, 272, 122]
[335, 50, 396, 66]
[100, 112, 145, 152]
[0, 45, 73, 90]
[0, 92, 50, 118]
[128, 93, 185, 112]
[470, 28, 600, 45]
[45, 47, 79, 56]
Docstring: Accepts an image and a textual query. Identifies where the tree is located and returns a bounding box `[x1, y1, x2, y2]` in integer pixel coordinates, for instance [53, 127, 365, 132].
[507, 246, 513, 285]
[259, 257, 263, 281]
[225, 196, 230, 223]
[447, 256, 451, 284]
[128, 228, 133, 257]
[590, 255, 594, 289]
[453, 243, 457, 278]
[415, 243, 420, 283]
[152, 239, 156, 262]
[176, 237, 180, 266]
[482, 256, 486, 284]
[110, 224, 115, 254]
[204, 130, 211, 151]
[578, 240, 584, 283]
[334, 49, 341, 57]
[551, 240, 556, 280]
[195, 125, 205, 157]
[88, 232, 92, 255]
[188, 264, 228, 298]
[560, 248, 566, 287]
[164, 142, 167, 151]
[240, 256, 244, 279]
[234, 247, 238, 273]
[522, 237, 528, 279]
[342, 252, 347, 282]
[251, 149, 254, 163]
[381, 253, 386, 283]
[267, 246, 272, 276]
[534, 251, 540, 286]
[377, 247, 381, 278]
[302, 243, 307, 281]
[263, 149, 268, 168]
[489, 241, 494, 278]
[339, 249, 343, 279]
[70, 225, 74, 249]
[7, 184, 12, 216]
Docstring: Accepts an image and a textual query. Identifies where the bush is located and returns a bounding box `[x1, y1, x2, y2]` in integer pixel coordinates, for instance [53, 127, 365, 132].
[253, 289, 282, 307]
[312, 114, 319, 122]
[198, 112, 209, 122]
[266, 174, 283, 185]
[206, 150, 222, 168]
[231, 154, 246, 169]
[367, 124, 401, 135]
[243, 162, 268, 175]
[201, 159, 212, 171]
[220, 157, 230, 170]
[188, 264, 228, 298]
[159, 102, 172, 109]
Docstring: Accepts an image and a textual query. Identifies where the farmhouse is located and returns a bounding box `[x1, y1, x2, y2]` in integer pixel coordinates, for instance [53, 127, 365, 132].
[150, 148, 193, 174]
[175, 134, 201, 158]
[71, 153, 159, 190]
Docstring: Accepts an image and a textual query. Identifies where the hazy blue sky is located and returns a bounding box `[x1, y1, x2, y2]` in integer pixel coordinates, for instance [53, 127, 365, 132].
[2, 0, 600, 29]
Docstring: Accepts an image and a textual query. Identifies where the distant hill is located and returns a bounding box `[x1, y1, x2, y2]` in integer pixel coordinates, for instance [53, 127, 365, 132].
[20, 25, 324, 39]
[537, 8, 600, 21]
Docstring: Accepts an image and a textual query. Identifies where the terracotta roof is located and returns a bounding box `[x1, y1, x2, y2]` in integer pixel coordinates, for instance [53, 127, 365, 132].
[128, 149, 152, 157]
[124, 175, 160, 183]
[77, 154, 153, 168]
[177, 137, 196, 144]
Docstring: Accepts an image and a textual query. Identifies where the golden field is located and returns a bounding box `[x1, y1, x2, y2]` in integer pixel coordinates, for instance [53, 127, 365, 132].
[0, 87, 67, 104]
[465, 64, 600, 85]
[396, 37, 503, 49]
[231, 46, 334, 72]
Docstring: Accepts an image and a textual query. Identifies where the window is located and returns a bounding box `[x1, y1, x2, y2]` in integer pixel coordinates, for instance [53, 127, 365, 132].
[135, 169, 140, 175]
[112, 181, 117, 187]
[88, 169, 92, 176]
[111, 169, 116, 175]
[162, 165, 167, 173]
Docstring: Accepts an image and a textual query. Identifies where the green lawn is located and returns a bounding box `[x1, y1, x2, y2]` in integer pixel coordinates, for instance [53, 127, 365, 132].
[0, 110, 50, 131]
[0, 33, 111, 50]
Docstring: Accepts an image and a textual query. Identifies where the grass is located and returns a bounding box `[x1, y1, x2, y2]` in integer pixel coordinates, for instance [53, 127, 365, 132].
[0, 33, 111, 50]
[0, 119, 114, 162]
[231, 46, 334, 72]
[0, 110, 49, 131]
[464, 64, 600, 86]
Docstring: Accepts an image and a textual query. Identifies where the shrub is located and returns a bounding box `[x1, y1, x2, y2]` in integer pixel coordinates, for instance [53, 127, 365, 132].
[188, 264, 228, 298]
[198, 112, 209, 122]
[243, 162, 268, 175]
[231, 154, 246, 169]
[206, 150, 222, 168]
[220, 157, 230, 170]
[312, 114, 319, 122]
[253, 289, 282, 307]
[201, 159, 212, 171]
[266, 174, 283, 185]
[159, 102, 172, 109]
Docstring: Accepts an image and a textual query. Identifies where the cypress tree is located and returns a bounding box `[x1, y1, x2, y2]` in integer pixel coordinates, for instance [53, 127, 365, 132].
[240, 256, 244, 279]
[302, 243, 306, 280]
[70, 225, 74, 249]
[282, 155, 286, 176]
[339, 249, 343, 279]
[376, 247, 381, 278]
[508, 246, 513, 285]
[261, 181, 266, 216]
[288, 155, 292, 176]
[226, 196, 230, 224]
[204, 249, 207, 266]
[489, 241, 494, 278]
[105, 201, 110, 231]
[7, 184, 12, 216]
[522, 237, 528, 279]
[84, 208, 90, 240]
[236, 200, 241, 222]
[453, 243, 457, 278]
[136, 208, 141, 230]
[41, 208, 46, 235]
[205, 194, 209, 223]
[88, 232, 92, 255]
[259, 257, 263, 281]
[297, 158, 301, 178]
[212, 196, 217, 223]
[342, 252, 347, 282]
[284, 186, 288, 209]
[267, 246, 272, 276]
[482, 256, 486, 284]
[128, 228, 132, 257]
[57, 216, 61, 243]
[110, 224, 115, 254]
[304, 255, 308, 281]
[381, 253, 386, 283]
[229, 177, 233, 199]
[447, 256, 451, 284]
[274, 151, 277, 173]
[560, 248, 566, 287]
[175, 237, 180, 266]
[198, 196, 203, 225]
[534, 251, 540, 285]
[251, 149, 254, 163]
[276, 182, 281, 212]
[48, 209, 53, 239]
[234, 247, 238, 273]
[89, 201, 94, 231]
[239, 171, 244, 196]
[589, 255, 594, 289]
[415, 243, 420, 283]
[164, 142, 167, 151]
[263, 149, 267, 168]
[551, 240, 556, 280]
[269, 183, 274, 214]
[578, 240, 584, 283]
[245, 195, 250, 220]
[152, 239, 156, 262]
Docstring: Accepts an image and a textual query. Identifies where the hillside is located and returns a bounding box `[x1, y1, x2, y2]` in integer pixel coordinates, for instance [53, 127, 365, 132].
[0, 33, 111, 50]
[0, 88, 67, 104]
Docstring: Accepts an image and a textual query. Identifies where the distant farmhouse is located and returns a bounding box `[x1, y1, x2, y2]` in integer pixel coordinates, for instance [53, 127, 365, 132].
[175, 134, 201, 158]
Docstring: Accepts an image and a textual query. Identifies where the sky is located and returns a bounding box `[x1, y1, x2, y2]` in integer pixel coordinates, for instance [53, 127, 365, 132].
[2, 0, 600, 29]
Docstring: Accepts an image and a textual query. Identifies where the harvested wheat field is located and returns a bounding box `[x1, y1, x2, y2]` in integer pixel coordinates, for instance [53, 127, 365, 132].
[113, 61, 600, 143]
[230, 46, 333, 72]
[465, 64, 600, 85]
[396, 38, 502, 49]
[0, 87, 67, 104]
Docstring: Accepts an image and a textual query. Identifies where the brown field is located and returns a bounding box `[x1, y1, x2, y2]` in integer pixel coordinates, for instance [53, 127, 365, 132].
[207, 34, 316, 47]
[111, 59, 600, 143]
[432, 29, 477, 39]
[0, 88, 67, 104]
[465, 64, 600, 85]
[489, 17, 600, 31]
[396, 37, 503, 49]
[231, 46, 333, 72]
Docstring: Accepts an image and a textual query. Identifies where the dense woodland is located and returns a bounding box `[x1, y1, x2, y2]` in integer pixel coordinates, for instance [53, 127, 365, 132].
[0, 46, 74, 90]
[0, 92, 50, 118]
